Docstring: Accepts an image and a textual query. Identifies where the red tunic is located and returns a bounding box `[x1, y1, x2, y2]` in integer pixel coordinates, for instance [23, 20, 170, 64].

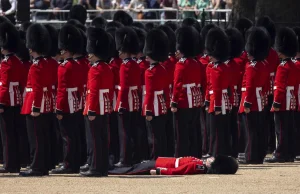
[208, 62, 231, 114]
[294, 58, 300, 111]
[205, 63, 213, 107]
[0, 54, 26, 108]
[272, 59, 300, 111]
[138, 57, 150, 106]
[233, 51, 249, 91]
[198, 54, 210, 67]
[45, 57, 59, 111]
[227, 59, 242, 107]
[21, 57, 52, 114]
[115, 58, 141, 112]
[108, 57, 122, 111]
[143, 63, 168, 116]
[171, 58, 203, 109]
[155, 157, 206, 175]
[83, 61, 114, 116]
[239, 60, 270, 113]
[266, 48, 280, 95]
[161, 55, 177, 109]
[56, 58, 82, 114]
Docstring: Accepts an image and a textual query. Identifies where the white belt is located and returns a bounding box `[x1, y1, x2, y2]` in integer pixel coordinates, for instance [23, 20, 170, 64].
[241, 87, 246, 92]
[26, 87, 48, 92]
[52, 85, 56, 90]
[115, 85, 121, 90]
[209, 89, 227, 94]
[273, 86, 294, 91]
[270, 72, 275, 76]
[66, 87, 78, 92]
[234, 85, 237, 90]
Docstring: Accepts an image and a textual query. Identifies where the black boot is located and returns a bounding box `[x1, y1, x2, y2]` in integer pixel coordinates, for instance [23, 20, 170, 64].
[114, 162, 130, 168]
[19, 169, 44, 177]
[264, 156, 285, 163]
[80, 170, 104, 177]
[80, 164, 90, 172]
[0, 167, 20, 173]
[51, 166, 73, 174]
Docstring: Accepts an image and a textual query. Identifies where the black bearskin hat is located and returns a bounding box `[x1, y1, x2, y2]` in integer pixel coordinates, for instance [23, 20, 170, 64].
[106, 27, 118, 58]
[87, 27, 111, 61]
[17, 30, 30, 61]
[235, 17, 253, 40]
[0, 22, 20, 53]
[145, 23, 155, 32]
[113, 10, 133, 26]
[26, 23, 51, 55]
[205, 27, 229, 62]
[132, 26, 147, 53]
[144, 29, 169, 62]
[225, 28, 244, 59]
[207, 155, 239, 174]
[67, 19, 86, 32]
[157, 25, 176, 54]
[106, 21, 124, 29]
[245, 27, 270, 61]
[275, 27, 298, 58]
[256, 16, 276, 46]
[293, 27, 300, 52]
[59, 24, 83, 54]
[132, 22, 145, 30]
[182, 17, 201, 33]
[78, 29, 87, 55]
[20, 21, 32, 32]
[201, 23, 217, 43]
[69, 5, 87, 24]
[91, 16, 107, 29]
[165, 21, 178, 32]
[44, 24, 58, 57]
[115, 26, 139, 54]
[176, 26, 200, 57]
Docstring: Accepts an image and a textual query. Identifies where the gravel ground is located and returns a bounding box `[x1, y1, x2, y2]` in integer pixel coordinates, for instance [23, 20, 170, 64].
[0, 161, 300, 194]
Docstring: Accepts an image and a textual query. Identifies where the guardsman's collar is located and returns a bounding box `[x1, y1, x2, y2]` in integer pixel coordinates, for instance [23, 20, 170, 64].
[281, 58, 291, 62]
[139, 56, 146, 60]
[94, 59, 106, 64]
[4, 53, 14, 57]
[132, 57, 137, 61]
[65, 57, 73, 61]
[123, 58, 132, 64]
[74, 56, 85, 60]
[34, 56, 44, 60]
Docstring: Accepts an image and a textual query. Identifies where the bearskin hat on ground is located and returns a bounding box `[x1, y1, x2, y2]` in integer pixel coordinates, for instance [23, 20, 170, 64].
[113, 10, 133, 26]
[293, 27, 300, 52]
[26, 23, 51, 55]
[225, 28, 245, 59]
[44, 24, 58, 57]
[132, 26, 147, 53]
[165, 21, 178, 32]
[132, 22, 145, 30]
[144, 29, 169, 62]
[256, 16, 276, 46]
[67, 19, 87, 32]
[205, 27, 229, 62]
[115, 26, 139, 54]
[235, 17, 253, 40]
[207, 155, 239, 174]
[182, 17, 201, 33]
[69, 5, 87, 24]
[91, 16, 107, 29]
[145, 22, 155, 32]
[245, 27, 270, 61]
[157, 25, 176, 54]
[106, 21, 124, 30]
[87, 27, 111, 61]
[58, 24, 83, 54]
[0, 22, 20, 53]
[176, 26, 200, 57]
[275, 27, 298, 58]
[201, 23, 217, 43]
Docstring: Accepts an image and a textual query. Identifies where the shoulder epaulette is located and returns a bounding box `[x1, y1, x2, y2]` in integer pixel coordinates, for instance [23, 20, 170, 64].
[60, 60, 68, 66]
[279, 61, 287, 66]
[3, 56, 9, 62]
[33, 59, 40, 66]
[224, 60, 230, 65]
[123, 58, 130, 64]
[137, 59, 142, 64]
[179, 58, 186, 63]
[92, 62, 99, 67]
[249, 61, 257, 67]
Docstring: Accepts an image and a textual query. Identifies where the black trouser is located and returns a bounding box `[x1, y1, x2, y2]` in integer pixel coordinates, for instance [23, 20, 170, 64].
[165, 109, 175, 157]
[109, 111, 120, 164]
[136, 112, 149, 162]
[294, 112, 300, 156]
[117, 111, 139, 165]
[241, 111, 266, 163]
[0, 106, 29, 170]
[26, 114, 50, 171]
[266, 95, 276, 152]
[174, 108, 201, 157]
[238, 113, 246, 153]
[146, 115, 167, 160]
[209, 112, 231, 157]
[201, 107, 209, 155]
[274, 111, 295, 159]
[230, 107, 239, 158]
[77, 110, 87, 166]
[48, 113, 59, 169]
[58, 113, 81, 171]
[85, 115, 109, 174]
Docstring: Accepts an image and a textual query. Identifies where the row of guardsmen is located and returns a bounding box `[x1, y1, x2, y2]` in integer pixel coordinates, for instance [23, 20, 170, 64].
[0, 9, 300, 177]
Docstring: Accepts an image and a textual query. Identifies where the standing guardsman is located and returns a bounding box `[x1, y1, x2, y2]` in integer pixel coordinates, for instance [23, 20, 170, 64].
[143, 29, 169, 160]
[0, 21, 27, 173]
[20, 23, 52, 176]
[51, 24, 83, 174]
[265, 27, 300, 163]
[81, 27, 114, 177]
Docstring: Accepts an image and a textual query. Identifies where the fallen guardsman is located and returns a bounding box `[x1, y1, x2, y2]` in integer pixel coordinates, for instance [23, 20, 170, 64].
[108, 155, 238, 175]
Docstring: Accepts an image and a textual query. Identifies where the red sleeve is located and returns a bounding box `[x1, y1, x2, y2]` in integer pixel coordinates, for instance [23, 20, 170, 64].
[243, 65, 257, 108]
[159, 162, 204, 175]
[56, 65, 68, 113]
[171, 62, 184, 108]
[31, 64, 44, 112]
[0, 61, 10, 106]
[117, 64, 129, 110]
[87, 67, 100, 116]
[144, 69, 154, 116]
[205, 65, 211, 102]
[200, 63, 207, 103]
[210, 66, 222, 110]
[273, 64, 288, 108]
